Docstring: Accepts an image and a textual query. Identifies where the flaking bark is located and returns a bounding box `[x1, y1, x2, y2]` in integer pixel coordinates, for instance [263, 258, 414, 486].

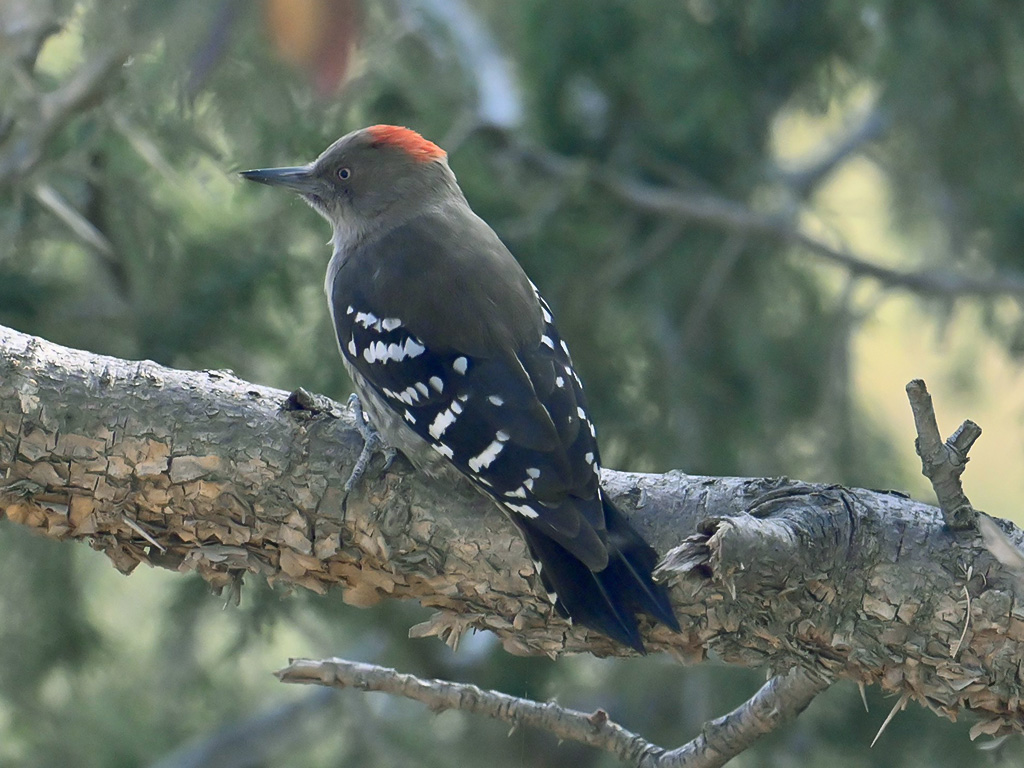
[2, 324, 1023, 737]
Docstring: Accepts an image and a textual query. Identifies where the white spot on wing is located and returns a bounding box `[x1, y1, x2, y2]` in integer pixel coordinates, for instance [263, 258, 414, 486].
[560, 340, 570, 356]
[555, 376, 564, 388]
[577, 407, 586, 419]
[526, 468, 541, 478]
[381, 317, 402, 331]
[429, 376, 444, 393]
[346, 305, 355, 315]
[584, 451, 595, 464]
[433, 442, 454, 459]
[403, 410, 416, 424]
[496, 430, 510, 442]
[453, 356, 468, 375]
[415, 382, 429, 397]
[506, 503, 539, 519]
[488, 395, 504, 406]
[468, 439, 504, 472]
[541, 335, 555, 349]
[505, 486, 527, 499]
[354, 311, 380, 329]
[347, 338, 357, 356]
[404, 337, 426, 358]
[429, 407, 458, 439]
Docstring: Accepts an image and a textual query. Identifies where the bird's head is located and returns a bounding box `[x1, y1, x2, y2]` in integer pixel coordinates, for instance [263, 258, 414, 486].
[241, 125, 457, 244]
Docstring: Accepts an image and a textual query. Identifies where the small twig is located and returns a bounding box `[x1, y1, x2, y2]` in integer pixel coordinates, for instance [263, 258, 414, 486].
[871, 693, 910, 748]
[858, 682, 870, 713]
[905, 379, 979, 529]
[952, 584, 971, 659]
[121, 513, 166, 552]
[31, 181, 114, 255]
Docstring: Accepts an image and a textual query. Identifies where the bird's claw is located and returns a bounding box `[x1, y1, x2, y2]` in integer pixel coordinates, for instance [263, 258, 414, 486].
[345, 394, 397, 492]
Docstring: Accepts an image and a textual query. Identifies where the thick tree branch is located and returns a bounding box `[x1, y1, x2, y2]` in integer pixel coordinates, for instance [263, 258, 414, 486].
[2, 324, 1024, 738]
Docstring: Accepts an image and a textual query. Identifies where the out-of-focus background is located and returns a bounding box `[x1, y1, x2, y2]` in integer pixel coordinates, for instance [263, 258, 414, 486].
[2, 1, 1024, 765]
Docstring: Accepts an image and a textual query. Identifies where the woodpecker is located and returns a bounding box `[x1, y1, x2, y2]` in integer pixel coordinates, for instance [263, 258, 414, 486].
[241, 125, 679, 652]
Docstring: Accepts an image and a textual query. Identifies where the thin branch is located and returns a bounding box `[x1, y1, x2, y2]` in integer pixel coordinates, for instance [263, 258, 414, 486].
[277, 657, 662, 765]
[776, 107, 888, 199]
[31, 181, 114, 255]
[278, 658, 829, 768]
[659, 667, 830, 768]
[905, 379, 980, 529]
[871, 693, 910, 748]
[600, 175, 1024, 298]
[502, 135, 1024, 299]
[0, 48, 128, 187]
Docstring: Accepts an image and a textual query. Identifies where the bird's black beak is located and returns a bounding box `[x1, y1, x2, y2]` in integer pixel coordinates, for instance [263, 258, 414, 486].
[239, 166, 316, 193]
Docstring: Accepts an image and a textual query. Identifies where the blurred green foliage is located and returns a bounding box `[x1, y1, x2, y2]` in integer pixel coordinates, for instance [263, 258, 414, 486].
[1, 0, 1023, 766]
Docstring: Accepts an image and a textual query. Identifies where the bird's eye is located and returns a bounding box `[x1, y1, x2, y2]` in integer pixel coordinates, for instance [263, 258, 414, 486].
[337, 167, 351, 180]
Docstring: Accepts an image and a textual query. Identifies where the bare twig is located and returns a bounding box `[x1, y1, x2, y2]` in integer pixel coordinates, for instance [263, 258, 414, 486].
[278, 658, 829, 767]
[871, 693, 910, 747]
[905, 379, 980, 529]
[278, 657, 662, 765]
[658, 667, 830, 768]
[31, 181, 114, 255]
[0, 48, 128, 187]
[776, 107, 888, 199]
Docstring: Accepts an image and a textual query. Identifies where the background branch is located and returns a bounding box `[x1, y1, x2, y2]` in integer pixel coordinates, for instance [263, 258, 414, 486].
[502, 135, 1024, 299]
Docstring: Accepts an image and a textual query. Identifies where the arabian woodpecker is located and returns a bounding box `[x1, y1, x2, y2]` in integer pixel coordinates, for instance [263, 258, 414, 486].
[242, 125, 679, 652]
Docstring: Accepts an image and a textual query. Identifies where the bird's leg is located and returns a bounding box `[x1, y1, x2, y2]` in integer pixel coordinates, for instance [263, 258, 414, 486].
[345, 393, 397, 492]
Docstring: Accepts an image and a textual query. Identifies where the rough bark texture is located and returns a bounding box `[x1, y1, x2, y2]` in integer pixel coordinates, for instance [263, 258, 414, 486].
[2, 324, 1023, 737]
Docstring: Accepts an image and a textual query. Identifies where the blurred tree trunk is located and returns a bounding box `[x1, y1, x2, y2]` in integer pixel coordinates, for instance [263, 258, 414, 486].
[1, 323, 1021, 739]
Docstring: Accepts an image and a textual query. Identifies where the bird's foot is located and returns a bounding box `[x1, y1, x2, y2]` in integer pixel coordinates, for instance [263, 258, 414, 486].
[345, 393, 397, 492]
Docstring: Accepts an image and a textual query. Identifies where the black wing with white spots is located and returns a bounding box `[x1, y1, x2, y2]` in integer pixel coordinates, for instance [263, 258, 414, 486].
[333, 284, 611, 570]
[328, 212, 679, 651]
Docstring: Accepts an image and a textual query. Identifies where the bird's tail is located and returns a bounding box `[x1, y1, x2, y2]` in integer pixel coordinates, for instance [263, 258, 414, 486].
[519, 494, 680, 653]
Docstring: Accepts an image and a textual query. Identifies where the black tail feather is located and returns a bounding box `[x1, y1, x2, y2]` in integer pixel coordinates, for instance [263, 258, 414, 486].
[519, 495, 679, 653]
